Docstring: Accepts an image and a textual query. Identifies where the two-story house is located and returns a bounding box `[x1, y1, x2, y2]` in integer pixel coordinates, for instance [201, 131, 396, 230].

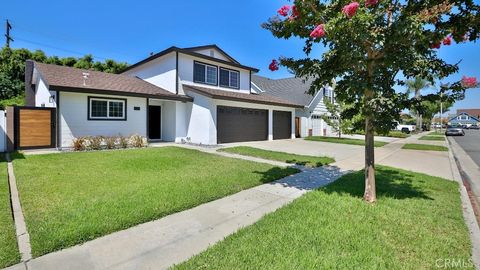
[24, 45, 303, 148]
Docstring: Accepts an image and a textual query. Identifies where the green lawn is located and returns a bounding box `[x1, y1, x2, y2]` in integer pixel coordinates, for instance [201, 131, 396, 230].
[218, 146, 334, 167]
[402, 143, 449, 151]
[429, 131, 445, 136]
[305, 136, 388, 147]
[355, 130, 409, 138]
[0, 155, 20, 268]
[176, 166, 472, 269]
[419, 135, 446, 141]
[12, 147, 299, 257]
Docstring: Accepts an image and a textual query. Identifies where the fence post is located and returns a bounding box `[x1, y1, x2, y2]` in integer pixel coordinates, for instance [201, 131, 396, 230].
[6, 106, 15, 152]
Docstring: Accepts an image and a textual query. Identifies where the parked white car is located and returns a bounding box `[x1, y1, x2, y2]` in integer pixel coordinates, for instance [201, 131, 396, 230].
[393, 122, 416, 133]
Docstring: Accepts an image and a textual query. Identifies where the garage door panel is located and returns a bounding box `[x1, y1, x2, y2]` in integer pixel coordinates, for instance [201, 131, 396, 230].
[217, 106, 268, 144]
[273, 110, 291, 140]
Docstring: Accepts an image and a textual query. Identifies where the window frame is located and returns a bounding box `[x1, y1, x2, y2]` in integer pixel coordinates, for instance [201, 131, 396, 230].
[219, 67, 240, 89]
[193, 61, 218, 86]
[88, 96, 127, 121]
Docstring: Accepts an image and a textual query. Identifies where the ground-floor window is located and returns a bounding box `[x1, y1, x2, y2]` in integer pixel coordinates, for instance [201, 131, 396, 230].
[88, 96, 127, 120]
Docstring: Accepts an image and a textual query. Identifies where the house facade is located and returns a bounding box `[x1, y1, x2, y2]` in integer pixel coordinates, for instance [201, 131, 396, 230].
[448, 112, 480, 127]
[25, 45, 303, 148]
[252, 75, 335, 137]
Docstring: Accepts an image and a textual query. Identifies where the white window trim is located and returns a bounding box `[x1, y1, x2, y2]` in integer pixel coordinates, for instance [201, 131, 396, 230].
[194, 62, 218, 86]
[89, 97, 126, 120]
[219, 67, 240, 89]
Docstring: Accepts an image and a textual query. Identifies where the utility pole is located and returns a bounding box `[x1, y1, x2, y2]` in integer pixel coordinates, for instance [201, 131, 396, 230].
[5, 19, 13, 48]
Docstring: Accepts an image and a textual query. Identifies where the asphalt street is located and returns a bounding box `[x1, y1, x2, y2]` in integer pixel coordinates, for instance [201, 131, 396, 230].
[453, 129, 480, 167]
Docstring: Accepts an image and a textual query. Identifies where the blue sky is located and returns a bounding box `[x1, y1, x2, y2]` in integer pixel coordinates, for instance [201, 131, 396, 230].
[1, 0, 478, 113]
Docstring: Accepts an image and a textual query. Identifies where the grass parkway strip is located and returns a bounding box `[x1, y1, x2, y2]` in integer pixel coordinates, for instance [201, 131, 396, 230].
[175, 166, 472, 269]
[12, 147, 299, 257]
[0, 155, 21, 268]
[402, 143, 449, 152]
[304, 136, 388, 147]
[218, 146, 334, 167]
[419, 135, 446, 141]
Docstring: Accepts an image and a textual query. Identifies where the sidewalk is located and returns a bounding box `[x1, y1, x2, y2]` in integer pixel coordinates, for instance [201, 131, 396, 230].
[6, 132, 453, 270]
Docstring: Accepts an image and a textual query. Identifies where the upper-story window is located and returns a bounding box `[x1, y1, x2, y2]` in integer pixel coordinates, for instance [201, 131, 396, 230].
[219, 68, 240, 89]
[194, 61, 217, 85]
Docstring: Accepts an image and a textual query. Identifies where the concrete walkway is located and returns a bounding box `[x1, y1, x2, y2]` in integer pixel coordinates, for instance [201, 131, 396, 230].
[5, 132, 454, 270]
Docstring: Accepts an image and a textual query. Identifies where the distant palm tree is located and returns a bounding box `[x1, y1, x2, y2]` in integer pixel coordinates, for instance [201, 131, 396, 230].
[406, 77, 432, 131]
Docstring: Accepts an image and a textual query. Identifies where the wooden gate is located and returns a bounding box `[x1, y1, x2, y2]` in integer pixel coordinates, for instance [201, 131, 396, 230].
[15, 107, 56, 149]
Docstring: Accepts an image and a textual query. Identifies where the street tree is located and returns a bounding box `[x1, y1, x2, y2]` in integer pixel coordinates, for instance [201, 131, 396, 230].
[406, 77, 433, 130]
[264, 0, 479, 202]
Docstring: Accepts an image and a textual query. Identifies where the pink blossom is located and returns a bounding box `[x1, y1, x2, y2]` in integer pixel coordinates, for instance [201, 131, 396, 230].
[442, 36, 452, 45]
[269, 59, 279, 71]
[310, 24, 326, 38]
[461, 76, 478, 88]
[342, 2, 360, 18]
[277, 5, 290, 17]
[292, 5, 300, 18]
[430, 41, 441, 49]
[365, 0, 378, 7]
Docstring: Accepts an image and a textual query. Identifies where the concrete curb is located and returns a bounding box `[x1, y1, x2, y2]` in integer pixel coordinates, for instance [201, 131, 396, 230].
[446, 141, 480, 269]
[5, 153, 32, 266]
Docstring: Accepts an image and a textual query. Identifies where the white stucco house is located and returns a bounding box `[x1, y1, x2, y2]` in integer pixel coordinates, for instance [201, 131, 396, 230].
[251, 75, 335, 137]
[25, 45, 305, 148]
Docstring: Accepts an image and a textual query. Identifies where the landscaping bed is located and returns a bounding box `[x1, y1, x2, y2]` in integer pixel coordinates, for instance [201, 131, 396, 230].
[218, 146, 334, 167]
[175, 166, 472, 269]
[12, 147, 299, 257]
[355, 130, 409, 138]
[0, 156, 20, 268]
[305, 136, 388, 147]
[402, 143, 448, 151]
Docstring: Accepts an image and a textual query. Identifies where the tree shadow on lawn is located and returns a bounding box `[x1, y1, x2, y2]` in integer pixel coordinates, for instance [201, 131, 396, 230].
[321, 167, 434, 200]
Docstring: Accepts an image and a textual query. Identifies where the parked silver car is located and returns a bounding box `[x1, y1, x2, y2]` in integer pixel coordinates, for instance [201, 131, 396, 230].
[445, 126, 465, 136]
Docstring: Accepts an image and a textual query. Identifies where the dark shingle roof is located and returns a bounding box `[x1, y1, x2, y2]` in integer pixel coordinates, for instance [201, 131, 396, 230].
[183, 84, 304, 108]
[251, 75, 317, 106]
[33, 61, 192, 101]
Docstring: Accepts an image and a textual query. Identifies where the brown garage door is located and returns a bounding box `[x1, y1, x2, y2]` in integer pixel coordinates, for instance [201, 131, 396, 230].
[273, 110, 291, 140]
[217, 106, 268, 144]
[15, 107, 56, 149]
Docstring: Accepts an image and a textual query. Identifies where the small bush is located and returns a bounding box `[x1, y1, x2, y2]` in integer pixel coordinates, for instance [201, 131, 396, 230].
[87, 136, 103, 150]
[118, 136, 129, 149]
[130, 135, 147, 148]
[72, 137, 87, 151]
[105, 136, 117, 149]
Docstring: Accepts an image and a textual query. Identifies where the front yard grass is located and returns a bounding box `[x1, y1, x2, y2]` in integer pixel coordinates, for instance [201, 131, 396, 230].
[176, 166, 472, 269]
[0, 155, 20, 268]
[402, 143, 449, 151]
[305, 136, 388, 147]
[12, 147, 299, 257]
[419, 135, 446, 141]
[429, 131, 445, 136]
[218, 146, 334, 167]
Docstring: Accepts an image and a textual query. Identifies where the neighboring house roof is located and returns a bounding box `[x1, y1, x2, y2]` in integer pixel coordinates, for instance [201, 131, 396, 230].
[122, 46, 260, 73]
[457, 109, 480, 119]
[449, 112, 480, 122]
[32, 61, 192, 101]
[251, 75, 317, 106]
[182, 84, 304, 108]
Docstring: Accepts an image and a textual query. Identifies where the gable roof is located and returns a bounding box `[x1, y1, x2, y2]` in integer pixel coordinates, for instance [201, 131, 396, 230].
[182, 84, 304, 108]
[449, 112, 480, 122]
[122, 46, 259, 73]
[251, 75, 318, 106]
[182, 45, 240, 64]
[31, 61, 192, 101]
[457, 109, 480, 119]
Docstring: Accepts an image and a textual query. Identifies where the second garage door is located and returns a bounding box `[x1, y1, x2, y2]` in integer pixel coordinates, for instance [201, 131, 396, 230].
[217, 106, 268, 144]
[273, 110, 292, 140]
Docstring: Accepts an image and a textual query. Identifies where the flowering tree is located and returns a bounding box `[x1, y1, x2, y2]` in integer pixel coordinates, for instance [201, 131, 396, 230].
[264, 0, 479, 202]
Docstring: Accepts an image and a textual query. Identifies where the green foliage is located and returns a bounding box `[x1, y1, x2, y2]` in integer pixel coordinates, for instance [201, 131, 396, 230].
[321, 98, 354, 137]
[0, 94, 24, 109]
[263, 0, 478, 134]
[0, 47, 129, 107]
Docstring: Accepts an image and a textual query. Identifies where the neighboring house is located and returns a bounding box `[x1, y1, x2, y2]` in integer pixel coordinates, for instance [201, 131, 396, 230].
[448, 112, 480, 127]
[457, 109, 480, 120]
[24, 45, 303, 148]
[251, 75, 335, 137]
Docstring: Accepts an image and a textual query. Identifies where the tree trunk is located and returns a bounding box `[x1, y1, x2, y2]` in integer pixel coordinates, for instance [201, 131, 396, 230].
[364, 90, 376, 203]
